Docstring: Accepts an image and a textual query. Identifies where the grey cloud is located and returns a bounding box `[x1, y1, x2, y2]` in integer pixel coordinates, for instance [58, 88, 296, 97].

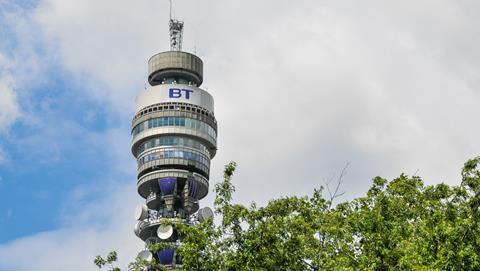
[31, 0, 480, 204]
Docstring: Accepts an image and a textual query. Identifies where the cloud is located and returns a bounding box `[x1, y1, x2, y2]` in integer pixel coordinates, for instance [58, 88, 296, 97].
[0, 147, 7, 164]
[33, 0, 173, 117]
[0, 58, 20, 164]
[30, 1, 480, 197]
[0, 182, 143, 271]
[200, 0, 480, 202]
[0, 1, 52, 163]
[0, 127, 139, 270]
[0, 63, 19, 133]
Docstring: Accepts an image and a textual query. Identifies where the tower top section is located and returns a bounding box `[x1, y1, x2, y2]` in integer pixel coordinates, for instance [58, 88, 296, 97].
[147, 0, 204, 86]
[148, 51, 203, 86]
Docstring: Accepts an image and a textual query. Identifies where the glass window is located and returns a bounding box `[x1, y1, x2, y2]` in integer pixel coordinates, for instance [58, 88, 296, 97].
[132, 117, 217, 139]
[138, 148, 210, 167]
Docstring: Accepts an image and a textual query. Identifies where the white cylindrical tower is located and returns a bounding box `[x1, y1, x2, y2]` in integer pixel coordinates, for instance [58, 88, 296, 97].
[131, 17, 217, 268]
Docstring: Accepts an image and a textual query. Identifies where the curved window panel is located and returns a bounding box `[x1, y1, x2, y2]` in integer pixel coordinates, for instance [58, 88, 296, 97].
[137, 136, 210, 157]
[137, 149, 210, 168]
[132, 116, 217, 139]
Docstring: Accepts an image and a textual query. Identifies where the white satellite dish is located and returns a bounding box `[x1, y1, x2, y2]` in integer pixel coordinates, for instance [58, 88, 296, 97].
[134, 204, 148, 221]
[137, 250, 153, 262]
[157, 224, 174, 240]
[134, 221, 142, 237]
[198, 207, 214, 222]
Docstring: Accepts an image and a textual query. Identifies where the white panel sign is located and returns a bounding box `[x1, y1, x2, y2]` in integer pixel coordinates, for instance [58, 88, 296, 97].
[135, 84, 214, 113]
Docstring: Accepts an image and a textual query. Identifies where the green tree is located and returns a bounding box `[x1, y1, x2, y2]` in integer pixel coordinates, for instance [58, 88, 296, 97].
[96, 157, 480, 270]
[94, 251, 121, 271]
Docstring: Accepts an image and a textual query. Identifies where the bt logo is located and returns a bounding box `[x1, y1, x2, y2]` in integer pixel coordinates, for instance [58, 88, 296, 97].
[169, 88, 193, 99]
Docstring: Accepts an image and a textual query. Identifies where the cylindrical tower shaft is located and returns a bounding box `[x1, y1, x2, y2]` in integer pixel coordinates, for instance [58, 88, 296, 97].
[132, 40, 217, 269]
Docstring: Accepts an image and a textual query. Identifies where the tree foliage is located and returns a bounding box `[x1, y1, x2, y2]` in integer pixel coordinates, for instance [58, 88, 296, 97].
[95, 251, 121, 271]
[96, 157, 480, 270]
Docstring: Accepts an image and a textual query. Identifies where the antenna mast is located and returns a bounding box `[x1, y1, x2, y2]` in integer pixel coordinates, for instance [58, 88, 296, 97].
[169, 0, 184, 51]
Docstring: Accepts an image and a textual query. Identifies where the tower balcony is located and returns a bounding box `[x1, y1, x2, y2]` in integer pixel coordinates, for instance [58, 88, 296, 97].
[148, 51, 203, 86]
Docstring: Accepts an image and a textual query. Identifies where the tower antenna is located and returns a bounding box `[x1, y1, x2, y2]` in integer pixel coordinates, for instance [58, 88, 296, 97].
[168, 0, 184, 51]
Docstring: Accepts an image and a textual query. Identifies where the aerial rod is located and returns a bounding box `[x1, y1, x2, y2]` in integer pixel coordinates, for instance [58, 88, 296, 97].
[168, 0, 184, 51]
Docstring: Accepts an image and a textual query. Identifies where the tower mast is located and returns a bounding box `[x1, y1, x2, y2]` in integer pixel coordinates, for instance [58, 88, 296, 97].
[131, 1, 216, 268]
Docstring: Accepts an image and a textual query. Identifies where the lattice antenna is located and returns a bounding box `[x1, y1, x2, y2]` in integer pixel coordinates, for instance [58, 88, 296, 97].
[169, 0, 184, 51]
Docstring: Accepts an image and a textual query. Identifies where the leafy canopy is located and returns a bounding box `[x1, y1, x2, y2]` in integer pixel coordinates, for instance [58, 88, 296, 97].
[96, 157, 480, 270]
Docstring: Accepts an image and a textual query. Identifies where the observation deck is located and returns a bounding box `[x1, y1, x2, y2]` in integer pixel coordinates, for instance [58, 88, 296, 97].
[148, 51, 203, 86]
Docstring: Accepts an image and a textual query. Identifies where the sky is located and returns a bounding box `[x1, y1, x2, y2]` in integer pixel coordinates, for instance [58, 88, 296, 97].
[0, 0, 479, 270]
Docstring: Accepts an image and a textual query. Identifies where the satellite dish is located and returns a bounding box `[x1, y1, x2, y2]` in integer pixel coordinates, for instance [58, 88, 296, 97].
[157, 224, 174, 240]
[137, 250, 153, 262]
[198, 207, 214, 222]
[134, 204, 148, 221]
[134, 221, 142, 237]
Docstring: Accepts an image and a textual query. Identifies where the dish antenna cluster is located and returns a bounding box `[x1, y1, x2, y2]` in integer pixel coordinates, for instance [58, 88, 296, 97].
[130, 1, 217, 268]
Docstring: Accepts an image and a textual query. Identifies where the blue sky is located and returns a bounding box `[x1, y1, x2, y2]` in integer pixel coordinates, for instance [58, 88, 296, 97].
[1, 0, 479, 270]
[0, 1, 131, 242]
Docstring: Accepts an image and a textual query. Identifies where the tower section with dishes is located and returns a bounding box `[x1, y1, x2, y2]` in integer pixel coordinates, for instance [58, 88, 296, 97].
[132, 4, 216, 268]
